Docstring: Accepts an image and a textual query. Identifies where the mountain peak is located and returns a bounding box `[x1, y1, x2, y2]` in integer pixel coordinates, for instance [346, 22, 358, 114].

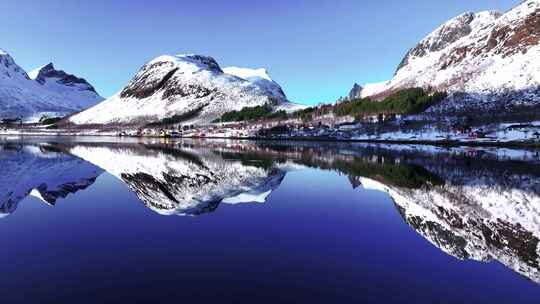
[0, 49, 104, 121]
[362, 0, 540, 112]
[28, 63, 54, 80]
[223, 66, 273, 82]
[71, 53, 297, 125]
[31, 62, 99, 95]
[395, 10, 502, 73]
[148, 54, 223, 73]
[348, 83, 363, 100]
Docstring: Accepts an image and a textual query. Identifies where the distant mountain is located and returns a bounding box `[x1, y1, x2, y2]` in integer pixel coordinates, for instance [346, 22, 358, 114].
[361, 0, 540, 115]
[29, 63, 103, 109]
[347, 83, 363, 100]
[70, 54, 305, 125]
[222, 66, 306, 112]
[0, 49, 103, 122]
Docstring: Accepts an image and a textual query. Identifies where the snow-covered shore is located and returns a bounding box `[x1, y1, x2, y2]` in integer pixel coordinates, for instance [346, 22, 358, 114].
[1, 126, 540, 147]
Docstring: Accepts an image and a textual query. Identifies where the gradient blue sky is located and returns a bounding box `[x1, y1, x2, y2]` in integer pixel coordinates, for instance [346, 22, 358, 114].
[0, 0, 520, 105]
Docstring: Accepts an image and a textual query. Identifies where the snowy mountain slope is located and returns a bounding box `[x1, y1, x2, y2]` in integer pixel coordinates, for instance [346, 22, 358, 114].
[29, 63, 104, 110]
[223, 66, 287, 103]
[223, 66, 307, 112]
[0, 143, 103, 216]
[361, 0, 540, 113]
[70, 54, 303, 125]
[66, 143, 286, 216]
[0, 49, 103, 121]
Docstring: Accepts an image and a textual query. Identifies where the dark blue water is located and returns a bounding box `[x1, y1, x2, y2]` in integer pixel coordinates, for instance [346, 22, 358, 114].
[1, 138, 539, 303]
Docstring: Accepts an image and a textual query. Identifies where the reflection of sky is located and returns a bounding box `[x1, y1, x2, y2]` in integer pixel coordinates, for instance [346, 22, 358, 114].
[1, 168, 538, 302]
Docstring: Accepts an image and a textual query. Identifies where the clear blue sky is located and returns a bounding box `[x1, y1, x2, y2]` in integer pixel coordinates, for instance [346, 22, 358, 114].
[0, 0, 520, 105]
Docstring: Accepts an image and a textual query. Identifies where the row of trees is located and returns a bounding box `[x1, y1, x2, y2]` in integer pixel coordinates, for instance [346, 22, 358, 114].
[214, 105, 286, 122]
[334, 88, 447, 117]
[215, 88, 447, 123]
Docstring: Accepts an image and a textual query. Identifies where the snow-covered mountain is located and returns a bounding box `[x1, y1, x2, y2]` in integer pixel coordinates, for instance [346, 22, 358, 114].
[70, 54, 305, 125]
[361, 0, 540, 114]
[29, 63, 103, 110]
[222, 66, 307, 112]
[0, 49, 104, 122]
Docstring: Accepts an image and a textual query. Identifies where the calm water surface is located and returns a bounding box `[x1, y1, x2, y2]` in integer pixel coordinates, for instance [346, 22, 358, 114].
[1, 137, 540, 303]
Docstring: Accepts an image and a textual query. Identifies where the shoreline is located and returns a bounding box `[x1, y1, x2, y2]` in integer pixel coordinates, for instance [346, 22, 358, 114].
[184, 136, 540, 148]
[2, 131, 539, 149]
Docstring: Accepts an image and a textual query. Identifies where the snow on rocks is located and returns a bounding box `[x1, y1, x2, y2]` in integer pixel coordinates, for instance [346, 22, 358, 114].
[0, 49, 103, 122]
[361, 1, 540, 113]
[70, 54, 304, 125]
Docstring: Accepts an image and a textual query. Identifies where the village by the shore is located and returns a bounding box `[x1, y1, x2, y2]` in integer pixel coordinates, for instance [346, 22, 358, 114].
[2, 114, 540, 147]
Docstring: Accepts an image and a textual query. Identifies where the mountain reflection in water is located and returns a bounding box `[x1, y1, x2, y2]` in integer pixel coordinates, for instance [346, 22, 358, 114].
[1, 138, 540, 286]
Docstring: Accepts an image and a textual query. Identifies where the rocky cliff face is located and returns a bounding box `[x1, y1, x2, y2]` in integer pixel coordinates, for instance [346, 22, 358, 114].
[347, 83, 363, 100]
[29, 63, 104, 110]
[70, 54, 303, 125]
[362, 1, 540, 115]
[0, 49, 103, 121]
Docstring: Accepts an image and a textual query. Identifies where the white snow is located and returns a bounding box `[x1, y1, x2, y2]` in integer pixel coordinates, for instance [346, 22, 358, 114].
[70, 54, 307, 125]
[362, 1, 540, 106]
[223, 67, 273, 81]
[0, 51, 103, 121]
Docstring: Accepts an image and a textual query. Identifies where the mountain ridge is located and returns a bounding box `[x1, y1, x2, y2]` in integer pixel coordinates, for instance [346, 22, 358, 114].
[69, 54, 305, 125]
[359, 0, 540, 115]
[0, 49, 104, 122]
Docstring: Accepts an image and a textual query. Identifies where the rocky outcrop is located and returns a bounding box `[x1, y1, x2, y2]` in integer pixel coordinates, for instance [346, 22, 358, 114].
[31, 63, 99, 94]
[347, 83, 363, 100]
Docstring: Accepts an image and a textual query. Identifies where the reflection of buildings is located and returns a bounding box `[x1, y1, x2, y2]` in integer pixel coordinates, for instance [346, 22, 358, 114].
[0, 144, 103, 217]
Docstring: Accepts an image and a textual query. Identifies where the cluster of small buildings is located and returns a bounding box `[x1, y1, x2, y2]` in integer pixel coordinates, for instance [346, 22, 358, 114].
[111, 113, 540, 144]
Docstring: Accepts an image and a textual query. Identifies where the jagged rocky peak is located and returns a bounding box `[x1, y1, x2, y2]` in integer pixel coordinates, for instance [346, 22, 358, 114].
[30, 62, 98, 93]
[396, 10, 502, 72]
[0, 48, 104, 121]
[362, 0, 540, 112]
[0, 48, 30, 80]
[347, 83, 363, 100]
[119, 54, 224, 99]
